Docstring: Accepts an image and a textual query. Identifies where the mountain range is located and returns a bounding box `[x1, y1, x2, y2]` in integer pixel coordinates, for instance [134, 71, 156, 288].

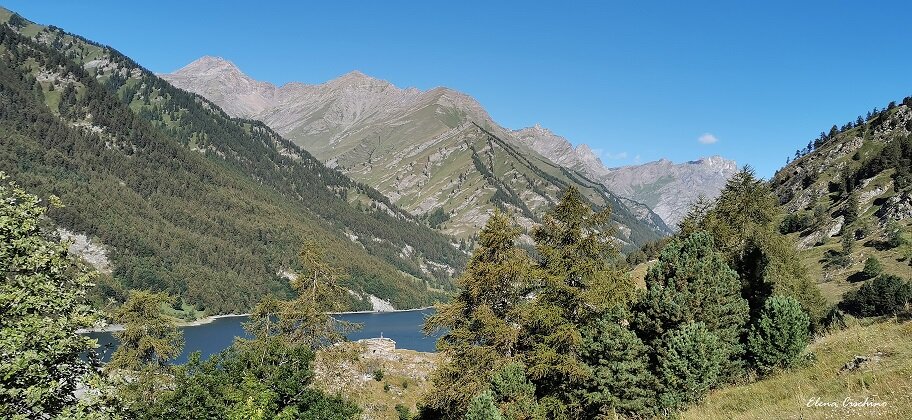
[163, 57, 735, 231]
[512, 124, 738, 226]
[0, 9, 467, 313]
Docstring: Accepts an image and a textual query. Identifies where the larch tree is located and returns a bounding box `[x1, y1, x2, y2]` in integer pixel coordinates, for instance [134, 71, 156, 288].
[519, 187, 633, 418]
[420, 210, 533, 419]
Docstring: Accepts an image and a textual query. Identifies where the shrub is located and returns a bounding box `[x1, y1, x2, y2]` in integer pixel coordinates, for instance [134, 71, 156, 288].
[780, 212, 813, 234]
[861, 257, 883, 279]
[747, 296, 810, 374]
[579, 311, 656, 418]
[465, 390, 503, 420]
[656, 322, 726, 411]
[886, 221, 907, 249]
[840, 275, 912, 317]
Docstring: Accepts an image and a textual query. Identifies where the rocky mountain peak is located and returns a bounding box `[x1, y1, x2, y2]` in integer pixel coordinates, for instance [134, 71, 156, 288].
[173, 55, 245, 77]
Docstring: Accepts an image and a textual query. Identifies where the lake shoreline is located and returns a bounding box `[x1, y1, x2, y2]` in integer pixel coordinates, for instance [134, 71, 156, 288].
[78, 306, 435, 333]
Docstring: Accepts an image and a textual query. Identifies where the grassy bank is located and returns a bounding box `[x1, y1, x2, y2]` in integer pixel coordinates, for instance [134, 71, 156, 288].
[684, 319, 912, 419]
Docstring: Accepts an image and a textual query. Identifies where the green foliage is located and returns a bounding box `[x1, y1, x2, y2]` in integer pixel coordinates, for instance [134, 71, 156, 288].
[464, 390, 503, 420]
[681, 168, 827, 323]
[422, 211, 532, 418]
[840, 275, 912, 317]
[108, 291, 183, 372]
[656, 322, 725, 412]
[780, 211, 813, 234]
[395, 404, 414, 420]
[746, 296, 810, 374]
[0, 23, 462, 314]
[520, 187, 633, 416]
[861, 256, 883, 279]
[139, 338, 360, 420]
[373, 369, 385, 382]
[578, 310, 656, 418]
[108, 291, 183, 411]
[886, 220, 907, 249]
[633, 232, 749, 380]
[488, 363, 542, 420]
[0, 175, 101, 418]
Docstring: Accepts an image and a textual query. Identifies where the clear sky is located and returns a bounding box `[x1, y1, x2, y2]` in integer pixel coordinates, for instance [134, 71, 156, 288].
[6, 1, 912, 177]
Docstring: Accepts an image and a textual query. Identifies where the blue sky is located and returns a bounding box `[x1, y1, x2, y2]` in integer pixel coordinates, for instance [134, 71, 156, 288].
[7, 1, 912, 177]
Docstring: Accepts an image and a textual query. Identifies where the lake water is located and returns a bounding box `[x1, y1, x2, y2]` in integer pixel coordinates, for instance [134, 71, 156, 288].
[86, 308, 439, 364]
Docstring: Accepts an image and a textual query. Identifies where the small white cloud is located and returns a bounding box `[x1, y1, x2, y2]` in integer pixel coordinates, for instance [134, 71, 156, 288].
[698, 133, 719, 144]
[634, 154, 641, 164]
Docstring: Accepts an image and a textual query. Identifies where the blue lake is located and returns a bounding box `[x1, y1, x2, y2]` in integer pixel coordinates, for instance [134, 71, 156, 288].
[87, 308, 438, 364]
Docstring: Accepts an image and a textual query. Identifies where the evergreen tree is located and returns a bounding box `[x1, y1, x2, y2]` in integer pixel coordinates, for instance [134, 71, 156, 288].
[488, 363, 543, 419]
[633, 232, 749, 380]
[0, 176, 101, 418]
[578, 309, 656, 418]
[840, 275, 912, 317]
[465, 391, 503, 420]
[108, 291, 183, 411]
[861, 256, 883, 279]
[680, 168, 827, 323]
[655, 322, 725, 412]
[746, 296, 810, 374]
[519, 187, 633, 417]
[421, 211, 533, 418]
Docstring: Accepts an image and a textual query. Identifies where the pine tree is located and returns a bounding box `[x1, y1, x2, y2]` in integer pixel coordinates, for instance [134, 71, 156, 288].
[465, 391, 504, 420]
[746, 296, 810, 374]
[681, 168, 827, 323]
[519, 187, 633, 416]
[0, 176, 101, 418]
[421, 211, 533, 418]
[862, 256, 883, 279]
[633, 232, 749, 380]
[656, 322, 725, 411]
[578, 308, 656, 418]
[488, 363, 543, 419]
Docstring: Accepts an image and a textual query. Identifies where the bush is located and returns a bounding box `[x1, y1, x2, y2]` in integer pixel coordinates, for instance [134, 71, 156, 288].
[780, 212, 813, 234]
[861, 257, 883, 279]
[886, 221, 907, 249]
[373, 369, 385, 382]
[656, 322, 726, 411]
[840, 275, 912, 317]
[465, 390, 503, 420]
[580, 312, 656, 418]
[747, 296, 810, 374]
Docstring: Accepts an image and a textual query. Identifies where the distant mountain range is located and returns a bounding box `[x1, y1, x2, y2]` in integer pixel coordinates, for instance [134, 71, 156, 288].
[512, 124, 738, 227]
[163, 57, 672, 248]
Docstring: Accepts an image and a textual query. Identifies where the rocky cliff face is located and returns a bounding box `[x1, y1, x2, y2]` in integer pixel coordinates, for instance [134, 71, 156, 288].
[162, 57, 671, 248]
[513, 125, 737, 228]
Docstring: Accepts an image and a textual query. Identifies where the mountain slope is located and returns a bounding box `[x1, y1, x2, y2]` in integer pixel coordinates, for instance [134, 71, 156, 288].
[512, 124, 738, 227]
[0, 9, 466, 314]
[162, 58, 670, 250]
[771, 97, 912, 302]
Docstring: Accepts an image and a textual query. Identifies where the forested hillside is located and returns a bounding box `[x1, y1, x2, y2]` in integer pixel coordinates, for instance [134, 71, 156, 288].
[772, 97, 912, 302]
[0, 9, 467, 314]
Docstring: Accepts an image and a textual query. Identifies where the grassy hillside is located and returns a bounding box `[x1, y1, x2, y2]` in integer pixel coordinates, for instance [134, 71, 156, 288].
[0, 9, 466, 314]
[685, 319, 912, 419]
[772, 99, 912, 304]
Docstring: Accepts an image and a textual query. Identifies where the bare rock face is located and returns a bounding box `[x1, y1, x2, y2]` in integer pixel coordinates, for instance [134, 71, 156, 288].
[514, 124, 737, 228]
[161, 58, 671, 246]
